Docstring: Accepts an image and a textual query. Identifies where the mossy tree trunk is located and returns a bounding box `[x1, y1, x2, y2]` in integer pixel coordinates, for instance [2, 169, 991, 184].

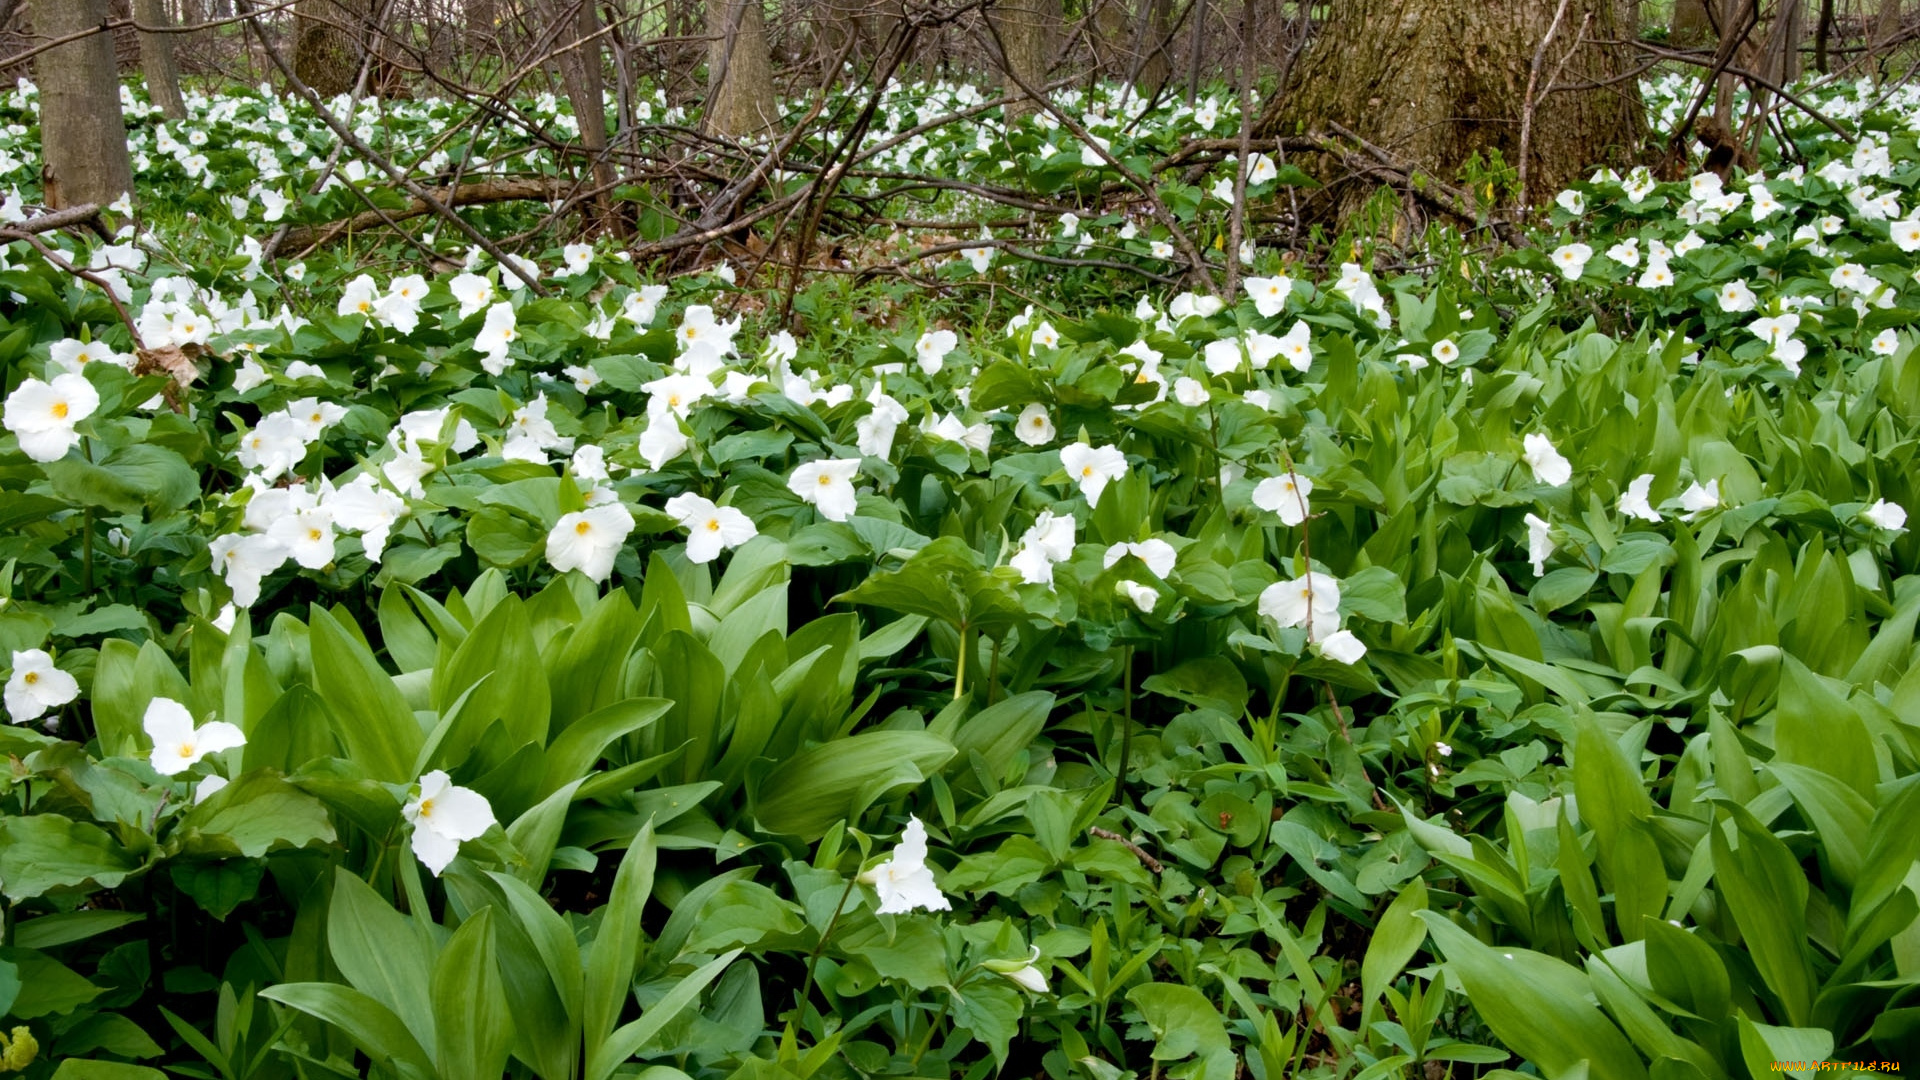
[1129, 0, 1174, 98]
[1254, 0, 1645, 222]
[293, 0, 373, 98]
[990, 0, 1056, 120]
[33, 0, 134, 209]
[1671, 0, 1714, 42]
[705, 0, 778, 136]
[135, 0, 189, 119]
[540, 0, 621, 229]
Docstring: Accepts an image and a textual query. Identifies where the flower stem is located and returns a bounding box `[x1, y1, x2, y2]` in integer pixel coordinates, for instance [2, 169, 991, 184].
[795, 874, 857, 1017]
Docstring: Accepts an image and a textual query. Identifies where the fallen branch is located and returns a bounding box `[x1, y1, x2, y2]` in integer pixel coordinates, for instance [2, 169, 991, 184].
[1088, 827, 1164, 874]
[10, 203, 113, 241]
[277, 179, 574, 250]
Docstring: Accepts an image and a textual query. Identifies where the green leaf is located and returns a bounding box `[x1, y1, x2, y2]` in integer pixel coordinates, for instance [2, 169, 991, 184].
[753, 730, 956, 840]
[937, 691, 1053, 787]
[1126, 983, 1235, 1080]
[169, 859, 264, 921]
[1710, 803, 1814, 1026]
[1361, 878, 1428, 1008]
[585, 822, 656, 1075]
[0, 814, 140, 901]
[1641, 917, 1729, 1022]
[309, 606, 423, 783]
[43, 443, 198, 514]
[1417, 914, 1648, 1080]
[587, 949, 741, 1080]
[1, 947, 100, 1017]
[432, 908, 513, 1080]
[257, 983, 435, 1080]
[326, 868, 437, 1054]
[176, 770, 336, 859]
[1771, 656, 1879, 800]
[10, 911, 143, 950]
[1768, 762, 1872, 893]
[48, 1063, 170, 1080]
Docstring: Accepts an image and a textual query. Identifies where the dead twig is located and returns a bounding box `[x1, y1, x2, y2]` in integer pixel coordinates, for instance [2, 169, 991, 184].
[1088, 827, 1163, 873]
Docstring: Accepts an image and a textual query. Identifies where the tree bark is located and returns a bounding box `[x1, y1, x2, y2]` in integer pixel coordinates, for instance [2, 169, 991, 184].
[1130, 0, 1173, 97]
[134, 0, 188, 120]
[1255, 0, 1645, 222]
[540, 0, 621, 228]
[991, 0, 1056, 120]
[1670, 0, 1713, 42]
[292, 0, 372, 98]
[705, 0, 778, 135]
[32, 0, 134, 210]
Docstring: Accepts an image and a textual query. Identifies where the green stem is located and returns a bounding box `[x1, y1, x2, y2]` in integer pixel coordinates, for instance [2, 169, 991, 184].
[909, 992, 953, 1068]
[1115, 646, 1135, 806]
[985, 637, 1001, 705]
[80, 508, 93, 595]
[953, 622, 970, 701]
[796, 874, 857, 1016]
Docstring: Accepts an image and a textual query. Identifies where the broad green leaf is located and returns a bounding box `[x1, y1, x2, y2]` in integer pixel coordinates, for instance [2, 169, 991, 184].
[753, 730, 956, 840]
[432, 908, 513, 1080]
[1710, 804, 1814, 1026]
[1361, 878, 1428, 1008]
[309, 606, 423, 783]
[0, 814, 140, 901]
[327, 868, 437, 1053]
[257, 983, 434, 1080]
[1126, 982, 1235, 1080]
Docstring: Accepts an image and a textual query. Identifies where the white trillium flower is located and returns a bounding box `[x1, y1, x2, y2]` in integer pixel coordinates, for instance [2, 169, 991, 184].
[1013, 402, 1055, 446]
[404, 769, 496, 877]
[1102, 538, 1175, 578]
[1676, 479, 1721, 520]
[916, 329, 958, 375]
[1523, 513, 1554, 576]
[1258, 572, 1341, 641]
[5, 649, 78, 724]
[1863, 499, 1908, 531]
[664, 493, 758, 563]
[860, 815, 951, 915]
[1245, 275, 1292, 317]
[790, 458, 862, 522]
[1252, 472, 1313, 526]
[1319, 629, 1367, 664]
[1060, 444, 1127, 507]
[144, 697, 246, 776]
[1619, 473, 1660, 522]
[1116, 579, 1157, 613]
[1551, 243, 1591, 281]
[4, 374, 99, 462]
[1522, 433, 1572, 487]
[546, 502, 635, 582]
[1172, 377, 1210, 407]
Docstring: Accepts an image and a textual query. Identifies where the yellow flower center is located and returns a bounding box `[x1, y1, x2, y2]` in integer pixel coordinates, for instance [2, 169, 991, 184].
[178, 742, 196, 758]
[817, 474, 833, 486]
[1081, 466, 1094, 477]
[22, 671, 37, 685]
[574, 520, 592, 535]
[418, 797, 434, 818]
[307, 528, 322, 542]
[51, 402, 68, 419]
[704, 518, 721, 532]
[357, 301, 371, 312]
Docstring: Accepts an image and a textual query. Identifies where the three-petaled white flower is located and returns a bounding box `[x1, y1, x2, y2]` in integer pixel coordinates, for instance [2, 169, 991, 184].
[1258, 572, 1341, 641]
[404, 769, 496, 877]
[144, 697, 246, 776]
[664, 493, 758, 564]
[916, 329, 958, 375]
[1619, 474, 1660, 522]
[790, 458, 862, 522]
[546, 502, 635, 582]
[1060, 444, 1127, 507]
[1863, 498, 1907, 531]
[1252, 472, 1313, 526]
[1014, 403, 1055, 446]
[5, 649, 78, 724]
[1524, 513, 1554, 576]
[4, 374, 98, 462]
[859, 815, 951, 915]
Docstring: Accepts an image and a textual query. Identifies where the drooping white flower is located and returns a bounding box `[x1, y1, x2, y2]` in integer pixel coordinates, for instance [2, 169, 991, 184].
[1523, 513, 1554, 576]
[1676, 479, 1721, 519]
[5, 649, 78, 724]
[860, 815, 951, 915]
[1116, 579, 1157, 613]
[1319, 629, 1366, 664]
[546, 502, 635, 582]
[404, 769, 496, 877]
[1060, 443, 1127, 507]
[638, 413, 690, 471]
[1102, 538, 1175, 578]
[997, 946, 1050, 994]
[1010, 510, 1077, 586]
[790, 458, 862, 522]
[1863, 498, 1908, 531]
[1172, 377, 1210, 407]
[1619, 473, 1660, 522]
[1522, 433, 1572, 487]
[664, 493, 758, 564]
[4, 374, 98, 462]
[1258, 572, 1341, 641]
[856, 387, 909, 459]
[210, 532, 288, 607]
[1252, 472, 1313, 526]
[144, 697, 246, 776]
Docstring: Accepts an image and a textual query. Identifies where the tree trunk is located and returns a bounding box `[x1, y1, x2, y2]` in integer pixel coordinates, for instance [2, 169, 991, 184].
[991, 0, 1055, 120]
[293, 0, 371, 98]
[1130, 0, 1173, 97]
[541, 0, 622, 231]
[33, 0, 134, 210]
[1255, 0, 1645, 222]
[1879, 0, 1904, 42]
[135, 0, 188, 119]
[705, 0, 777, 135]
[1670, 0, 1713, 42]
